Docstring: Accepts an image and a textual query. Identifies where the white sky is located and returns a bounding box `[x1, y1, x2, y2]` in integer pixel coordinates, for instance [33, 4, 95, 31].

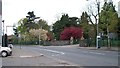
[2, 0, 120, 35]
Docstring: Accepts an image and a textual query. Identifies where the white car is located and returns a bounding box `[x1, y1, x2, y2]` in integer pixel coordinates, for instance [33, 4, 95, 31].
[0, 46, 12, 57]
[8, 44, 13, 49]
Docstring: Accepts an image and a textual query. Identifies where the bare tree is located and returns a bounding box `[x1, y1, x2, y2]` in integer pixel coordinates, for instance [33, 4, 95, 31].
[86, 0, 101, 48]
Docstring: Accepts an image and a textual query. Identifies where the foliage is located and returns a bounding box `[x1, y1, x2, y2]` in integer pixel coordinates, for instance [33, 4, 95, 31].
[13, 11, 51, 44]
[52, 14, 80, 40]
[86, 1, 100, 40]
[37, 19, 50, 31]
[80, 12, 95, 39]
[117, 18, 120, 39]
[60, 26, 83, 40]
[100, 2, 118, 34]
[53, 14, 69, 40]
[29, 29, 48, 41]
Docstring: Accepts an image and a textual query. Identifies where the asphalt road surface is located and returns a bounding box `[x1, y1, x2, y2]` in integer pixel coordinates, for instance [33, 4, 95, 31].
[2, 45, 119, 67]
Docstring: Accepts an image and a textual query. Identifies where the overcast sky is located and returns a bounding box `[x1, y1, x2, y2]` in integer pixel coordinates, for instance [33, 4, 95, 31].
[2, 0, 120, 35]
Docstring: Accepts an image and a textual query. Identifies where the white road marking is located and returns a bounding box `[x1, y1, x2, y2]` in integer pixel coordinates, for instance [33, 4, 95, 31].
[39, 49, 65, 55]
[45, 49, 65, 54]
[52, 54, 59, 56]
[82, 51, 105, 55]
[89, 52, 105, 55]
[20, 56, 33, 58]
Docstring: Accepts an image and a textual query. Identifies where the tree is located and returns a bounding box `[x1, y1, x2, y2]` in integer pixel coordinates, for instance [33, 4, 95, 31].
[14, 11, 50, 44]
[17, 18, 28, 34]
[17, 11, 50, 34]
[117, 18, 120, 39]
[37, 19, 50, 31]
[19, 11, 40, 33]
[80, 12, 95, 39]
[52, 14, 80, 40]
[29, 29, 48, 41]
[53, 14, 69, 40]
[99, 1, 118, 48]
[69, 17, 79, 26]
[86, 0, 100, 40]
[60, 26, 83, 40]
[100, 1, 118, 34]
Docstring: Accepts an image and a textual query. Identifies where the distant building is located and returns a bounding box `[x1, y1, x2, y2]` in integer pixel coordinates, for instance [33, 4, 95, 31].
[118, 1, 120, 17]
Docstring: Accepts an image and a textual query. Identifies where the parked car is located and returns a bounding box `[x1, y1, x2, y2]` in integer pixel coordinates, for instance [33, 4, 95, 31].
[8, 44, 13, 49]
[0, 46, 12, 57]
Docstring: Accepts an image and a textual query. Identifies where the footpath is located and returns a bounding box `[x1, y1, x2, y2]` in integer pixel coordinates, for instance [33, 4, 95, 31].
[2, 47, 75, 66]
[64, 44, 119, 51]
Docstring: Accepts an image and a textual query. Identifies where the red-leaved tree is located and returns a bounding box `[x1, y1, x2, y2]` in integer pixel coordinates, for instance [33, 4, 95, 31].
[60, 26, 83, 40]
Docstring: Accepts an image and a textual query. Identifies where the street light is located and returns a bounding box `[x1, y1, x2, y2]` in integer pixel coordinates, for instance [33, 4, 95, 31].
[96, 0, 100, 49]
[2, 20, 4, 36]
[2, 20, 5, 47]
[86, 0, 100, 49]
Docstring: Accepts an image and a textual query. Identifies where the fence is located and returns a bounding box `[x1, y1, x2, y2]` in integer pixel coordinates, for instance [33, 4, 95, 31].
[12, 37, 119, 47]
[79, 38, 119, 47]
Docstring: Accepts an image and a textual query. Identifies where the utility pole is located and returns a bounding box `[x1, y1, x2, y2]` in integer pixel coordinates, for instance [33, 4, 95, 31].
[86, 0, 100, 49]
[96, 0, 100, 49]
[0, 0, 1, 46]
[2, 20, 5, 47]
[0, 16, 1, 46]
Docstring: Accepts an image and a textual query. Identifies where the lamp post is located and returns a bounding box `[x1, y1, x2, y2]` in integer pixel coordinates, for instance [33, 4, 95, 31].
[86, 0, 100, 49]
[0, 18, 2, 45]
[0, 0, 2, 47]
[2, 20, 5, 47]
[2, 20, 4, 36]
[96, 0, 100, 49]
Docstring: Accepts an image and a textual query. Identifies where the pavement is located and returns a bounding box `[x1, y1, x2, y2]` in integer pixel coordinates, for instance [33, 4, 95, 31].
[63, 44, 119, 51]
[2, 47, 76, 66]
[9, 47, 43, 58]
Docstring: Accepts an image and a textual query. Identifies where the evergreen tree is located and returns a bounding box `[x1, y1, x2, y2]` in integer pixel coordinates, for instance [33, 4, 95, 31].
[52, 14, 69, 40]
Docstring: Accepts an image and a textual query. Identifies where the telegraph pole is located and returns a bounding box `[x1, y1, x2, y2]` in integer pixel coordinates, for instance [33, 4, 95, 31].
[0, 0, 1, 46]
[0, 0, 1, 66]
[2, 20, 5, 47]
[96, 0, 100, 49]
[86, 0, 100, 49]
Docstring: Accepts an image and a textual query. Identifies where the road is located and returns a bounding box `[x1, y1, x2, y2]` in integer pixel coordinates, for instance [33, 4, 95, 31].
[2, 45, 119, 67]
